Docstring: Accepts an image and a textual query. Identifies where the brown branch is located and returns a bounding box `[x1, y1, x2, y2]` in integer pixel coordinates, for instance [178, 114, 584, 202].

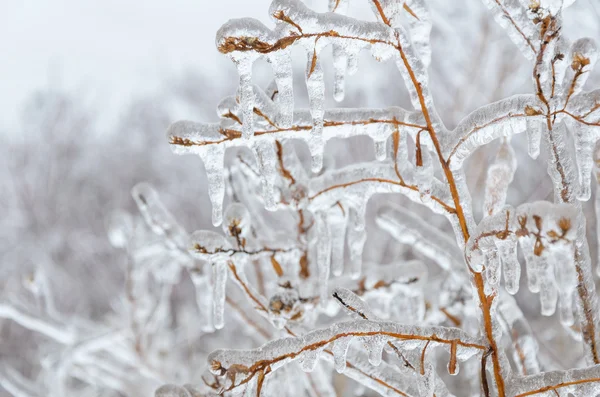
[169, 118, 425, 148]
[215, 330, 485, 392]
[275, 140, 295, 186]
[493, 0, 535, 54]
[308, 177, 456, 214]
[447, 112, 527, 163]
[226, 296, 271, 340]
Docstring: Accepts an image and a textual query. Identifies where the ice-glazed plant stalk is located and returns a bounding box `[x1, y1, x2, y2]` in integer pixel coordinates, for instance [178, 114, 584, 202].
[159, 0, 600, 396]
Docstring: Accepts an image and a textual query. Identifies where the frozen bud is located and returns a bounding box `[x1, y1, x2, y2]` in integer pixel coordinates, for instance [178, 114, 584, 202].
[189, 230, 232, 261]
[223, 203, 252, 238]
[269, 288, 299, 316]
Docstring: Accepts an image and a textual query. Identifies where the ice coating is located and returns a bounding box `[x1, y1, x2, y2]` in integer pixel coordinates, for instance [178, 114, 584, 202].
[498, 292, 541, 375]
[445, 95, 537, 169]
[377, 204, 462, 271]
[223, 202, 252, 238]
[132, 183, 188, 250]
[305, 43, 325, 172]
[508, 364, 600, 396]
[207, 319, 482, 392]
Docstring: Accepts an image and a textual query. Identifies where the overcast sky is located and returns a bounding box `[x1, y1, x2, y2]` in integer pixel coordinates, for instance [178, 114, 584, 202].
[0, 0, 274, 130]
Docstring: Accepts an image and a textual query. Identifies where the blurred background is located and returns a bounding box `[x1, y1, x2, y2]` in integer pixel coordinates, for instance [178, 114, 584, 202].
[1, 0, 600, 396]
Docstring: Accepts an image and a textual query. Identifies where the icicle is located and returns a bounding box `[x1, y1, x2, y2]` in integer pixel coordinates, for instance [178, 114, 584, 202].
[131, 183, 188, 248]
[559, 291, 575, 327]
[365, 336, 387, 366]
[306, 45, 325, 172]
[415, 146, 433, 201]
[252, 140, 279, 210]
[347, 206, 367, 279]
[526, 120, 542, 159]
[269, 50, 294, 128]
[496, 238, 521, 295]
[374, 139, 387, 161]
[519, 237, 542, 293]
[332, 337, 351, 373]
[573, 125, 595, 201]
[539, 257, 557, 316]
[417, 362, 435, 397]
[329, 209, 347, 277]
[332, 45, 347, 102]
[235, 56, 255, 139]
[299, 349, 320, 372]
[199, 145, 226, 226]
[213, 260, 228, 329]
[448, 340, 459, 375]
[554, 247, 577, 326]
[316, 212, 332, 306]
[347, 49, 359, 76]
[189, 271, 214, 332]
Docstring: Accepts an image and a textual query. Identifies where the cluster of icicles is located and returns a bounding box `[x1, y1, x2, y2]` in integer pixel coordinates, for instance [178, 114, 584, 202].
[467, 202, 579, 324]
[155, 0, 600, 396]
[167, 0, 435, 228]
[168, 0, 600, 242]
[165, 0, 600, 338]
